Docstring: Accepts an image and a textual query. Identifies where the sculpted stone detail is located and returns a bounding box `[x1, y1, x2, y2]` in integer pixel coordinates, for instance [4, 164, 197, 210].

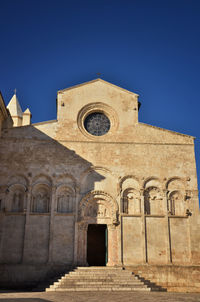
[144, 186, 164, 215]
[85, 203, 108, 217]
[78, 190, 119, 224]
[32, 185, 50, 213]
[77, 102, 119, 139]
[122, 188, 141, 214]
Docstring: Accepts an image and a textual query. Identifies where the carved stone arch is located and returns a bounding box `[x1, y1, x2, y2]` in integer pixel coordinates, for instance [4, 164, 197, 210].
[8, 174, 28, 187]
[56, 173, 77, 189]
[143, 177, 162, 189]
[8, 183, 27, 192]
[80, 166, 115, 186]
[8, 183, 27, 212]
[81, 166, 114, 179]
[166, 177, 185, 190]
[78, 190, 119, 225]
[32, 174, 52, 187]
[56, 184, 75, 213]
[56, 184, 75, 195]
[31, 183, 50, 213]
[119, 175, 140, 191]
[80, 166, 117, 196]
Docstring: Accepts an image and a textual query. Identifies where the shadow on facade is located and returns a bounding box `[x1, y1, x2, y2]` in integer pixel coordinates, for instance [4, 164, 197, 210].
[0, 124, 120, 288]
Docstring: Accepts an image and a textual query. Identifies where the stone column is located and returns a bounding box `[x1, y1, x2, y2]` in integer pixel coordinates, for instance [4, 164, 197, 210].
[22, 187, 32, 263]
[107, 224, 119, 266]
[140, 189, 146, 263]
[48, 185, 56, 263]
[77, 222, 88, 266]
[74, 192, 80, 266]
[163, 189, 172, 263]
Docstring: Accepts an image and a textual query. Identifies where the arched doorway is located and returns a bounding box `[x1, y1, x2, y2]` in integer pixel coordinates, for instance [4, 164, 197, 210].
[87, 224, 107, 266]
[75, 190, 120, 267]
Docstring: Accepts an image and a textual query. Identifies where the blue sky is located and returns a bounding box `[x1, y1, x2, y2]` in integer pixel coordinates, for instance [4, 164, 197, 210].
[0, 0, 200, 200]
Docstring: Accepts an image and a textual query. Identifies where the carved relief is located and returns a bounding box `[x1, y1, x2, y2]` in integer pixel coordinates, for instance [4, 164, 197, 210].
[122, 188, 141, 214]
[32, 185, 50, 213]
[78, 191, 119, 225]
[144, 186, 163, 215]
[85, 203, 108, 217]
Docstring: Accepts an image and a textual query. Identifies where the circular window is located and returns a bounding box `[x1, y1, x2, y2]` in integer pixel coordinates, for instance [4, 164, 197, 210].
[84, 112, 110, 136]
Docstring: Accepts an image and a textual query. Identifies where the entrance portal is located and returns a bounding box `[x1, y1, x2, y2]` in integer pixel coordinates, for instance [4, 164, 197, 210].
[87, 224, 107, 266]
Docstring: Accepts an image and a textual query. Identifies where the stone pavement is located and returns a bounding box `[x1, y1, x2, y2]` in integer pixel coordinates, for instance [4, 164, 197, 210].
[0, 291, 200, 302]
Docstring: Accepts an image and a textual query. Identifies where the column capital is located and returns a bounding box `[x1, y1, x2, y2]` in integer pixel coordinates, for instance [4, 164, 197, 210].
[78, 222, 88, 231]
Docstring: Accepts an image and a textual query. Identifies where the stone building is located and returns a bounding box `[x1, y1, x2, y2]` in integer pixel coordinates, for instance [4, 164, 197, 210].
[0, 79, 200, 290]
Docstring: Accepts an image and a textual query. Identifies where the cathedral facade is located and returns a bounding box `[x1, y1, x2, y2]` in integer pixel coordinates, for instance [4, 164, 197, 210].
[0, 79, 199, 289]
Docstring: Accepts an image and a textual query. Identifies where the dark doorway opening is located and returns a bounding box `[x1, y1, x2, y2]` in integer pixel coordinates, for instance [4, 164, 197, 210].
[87, 224, 107, 266]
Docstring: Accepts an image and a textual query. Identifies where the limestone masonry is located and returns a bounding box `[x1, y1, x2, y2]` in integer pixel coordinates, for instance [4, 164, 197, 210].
[0, 79, 199, 291]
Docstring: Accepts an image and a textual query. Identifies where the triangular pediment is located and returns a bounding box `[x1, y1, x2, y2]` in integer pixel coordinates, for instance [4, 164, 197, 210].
[58, 78, 139, 97]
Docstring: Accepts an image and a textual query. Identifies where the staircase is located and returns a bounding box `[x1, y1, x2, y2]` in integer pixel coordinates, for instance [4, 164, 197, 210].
[46, 267, 160, 292]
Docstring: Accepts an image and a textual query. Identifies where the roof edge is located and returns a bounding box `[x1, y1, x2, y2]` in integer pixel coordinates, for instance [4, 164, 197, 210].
[139, 122, 195, 139]
[58, 78, 139, 97]
[32, 119, 57, 126]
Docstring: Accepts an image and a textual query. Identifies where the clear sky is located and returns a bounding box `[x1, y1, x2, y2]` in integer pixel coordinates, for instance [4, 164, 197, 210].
[0, 0, 200, 201]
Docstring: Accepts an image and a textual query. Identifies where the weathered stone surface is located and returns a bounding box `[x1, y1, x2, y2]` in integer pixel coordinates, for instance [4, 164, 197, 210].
[0, 79, 199, 291]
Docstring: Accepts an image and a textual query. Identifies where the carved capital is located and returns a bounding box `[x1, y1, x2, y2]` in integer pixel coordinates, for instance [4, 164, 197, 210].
[78, 222, 88, 231]
[107, 224, 116, 230]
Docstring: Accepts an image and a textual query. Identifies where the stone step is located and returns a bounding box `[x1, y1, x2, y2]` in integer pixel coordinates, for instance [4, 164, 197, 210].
[67, 274, 133, 278]
[76, 266, 124, 270]
[60, 277, 140, 282]
[57, 279, 141, 284]
[47, 287, 151, 292]
[56, 281, 146, 286]
[55, 283, 147, 288]
[69, 271, 133, 275]
[45, 267, 157, 292]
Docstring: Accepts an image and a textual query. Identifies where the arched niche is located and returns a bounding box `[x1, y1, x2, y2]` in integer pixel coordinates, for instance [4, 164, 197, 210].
[169, 190, 185, 216]
[144, 186, 164, 215]
[8, 174, 28, 187]
[55, 174, 77, 189]
[120, 175, 140, 192]
[122, 188, 141, 215]
[8, 184, 27, 212]
[56, 185, 75, 213]
[143, 177, 162, 189]
[31, 184, 50, 213]
[120, 176, 140, 214]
